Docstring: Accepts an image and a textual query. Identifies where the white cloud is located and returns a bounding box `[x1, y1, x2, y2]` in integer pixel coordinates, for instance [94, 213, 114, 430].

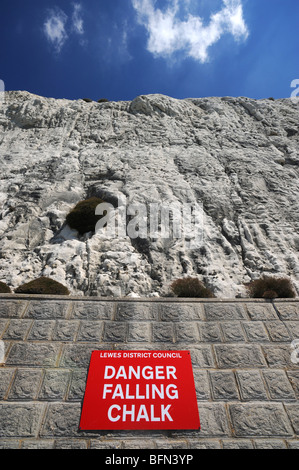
[103, 21, 133, 65]
[131, 0, 249, 62]
[72, 3, 84, 35]
[43, 8, 68, 53]
[43, 3, 85, 53]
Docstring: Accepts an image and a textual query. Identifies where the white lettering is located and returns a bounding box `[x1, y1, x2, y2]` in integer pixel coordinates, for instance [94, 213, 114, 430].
[104, 366, 115, 379]
[128, 365, 140, 379]
[105, 455, 140, 467]
[102, 383, 178, 400]
[161, 404, 173, 421]
[155, 366, 164, 379]
[115, 366, 126, 380]
[103, 365, 179, 381]
[136, 404, 149, 422]
[152, 384, 164, 399]
[167, 366, 177, 380]
[150, 404, 160, 422]
[123, 404, 135, 421]
[149, 455, 193, 465]
[166, 384, 178, 399]
[136, 384, 145, 399]
[125, 384, 134, 399]
[112, 383, 124, 399]
[102, 383, 113, 399]
[142, 366, 153, 379]
[107, 404, 174, 422]
[108, 404, 121, 422]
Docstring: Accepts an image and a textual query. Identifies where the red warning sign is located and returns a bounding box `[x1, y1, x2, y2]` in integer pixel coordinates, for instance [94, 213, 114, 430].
[79, 350, 200, 430]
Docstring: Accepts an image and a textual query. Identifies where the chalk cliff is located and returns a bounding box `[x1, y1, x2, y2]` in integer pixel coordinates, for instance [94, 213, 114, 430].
[0, 91, 298, 297]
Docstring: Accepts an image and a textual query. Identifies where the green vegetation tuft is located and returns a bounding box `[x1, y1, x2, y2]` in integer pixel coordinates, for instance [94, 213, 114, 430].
[15, 277, 70, 295]
[170, 277, 215, 298]
[0, 281, 11, 293]
[66, 197, 105, 235]
[245, 275, 296, 299]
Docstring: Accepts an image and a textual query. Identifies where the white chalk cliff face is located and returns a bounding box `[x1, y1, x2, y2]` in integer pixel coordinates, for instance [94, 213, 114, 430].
[0, 91, 298, 298]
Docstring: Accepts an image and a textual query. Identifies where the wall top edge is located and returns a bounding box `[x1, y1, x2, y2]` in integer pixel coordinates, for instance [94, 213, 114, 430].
[0, 293, 298, 304]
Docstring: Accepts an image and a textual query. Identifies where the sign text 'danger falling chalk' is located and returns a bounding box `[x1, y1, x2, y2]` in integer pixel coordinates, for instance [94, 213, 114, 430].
[79, 350, 200, 430]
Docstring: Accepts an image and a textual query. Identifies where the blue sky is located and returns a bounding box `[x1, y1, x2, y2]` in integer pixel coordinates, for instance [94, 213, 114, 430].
[0, 0, 298, 101]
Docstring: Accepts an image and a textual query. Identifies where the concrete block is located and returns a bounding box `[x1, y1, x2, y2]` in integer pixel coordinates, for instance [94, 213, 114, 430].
[242, 321, 270, 342]
[262, 370, 296, 400]
[265, 321, 292, 342]
[175, 322, 200, 343]
[214, 344, 267, 368]
[159, 303, 204, 322]
[253, 439, 287, 449]
[52, 320, 80, 342]
[6, 342, 61, 367]
[285, 403, 299, 434]
[286, 371, 299, 398]
[76, 321, 104, 342]
[40, 402, 82, 437]
[204, 303, 248, 321]
[220, 321, 246, 342]
[274, 303, 299, 321]
[0, 368, 15, 399]
[246, 304, 279, 321]
[67, 369, 88, 401]
[3, 320, 32, 340]
[116, 302, 158, 321]
[209, 371, 239, 400]
[197, 322, 222, 342]
[25, 301, 70, 319]
[0, 403, 44, 437]
[71, 301, 115, 320]
[152, 322, 175, 343]
[229, 403, 293, 437]
[8, 368, 43, 400]
[27, 320, 56, 341]
[236, 370, 268, 401]
[0, 300, 28, 318]
[39, 369, 71, 400]
[127, 322, 152, 342]
[103, 322, 127, 342]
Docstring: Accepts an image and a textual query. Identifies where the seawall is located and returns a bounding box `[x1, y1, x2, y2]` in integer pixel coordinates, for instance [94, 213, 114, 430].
[0, 295, 298, 449]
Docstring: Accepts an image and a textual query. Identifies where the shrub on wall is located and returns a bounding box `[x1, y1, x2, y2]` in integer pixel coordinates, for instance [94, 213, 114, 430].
[0, 281, 11, 293]
[170, 277, 215, 298]
[15, 277, 70, 295]
[66, 197, 105, 235]
[245, 276, 296, 299]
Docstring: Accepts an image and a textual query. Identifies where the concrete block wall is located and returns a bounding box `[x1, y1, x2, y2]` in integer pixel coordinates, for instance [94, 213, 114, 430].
[0, 295, 298, 449]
